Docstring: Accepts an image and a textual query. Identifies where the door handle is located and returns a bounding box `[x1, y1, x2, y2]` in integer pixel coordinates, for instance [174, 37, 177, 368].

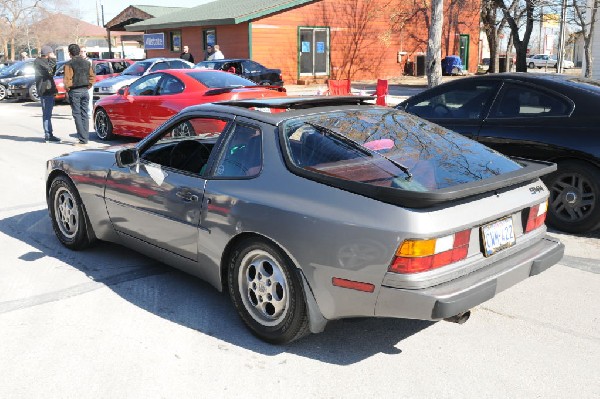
[176, 191, 199, 202]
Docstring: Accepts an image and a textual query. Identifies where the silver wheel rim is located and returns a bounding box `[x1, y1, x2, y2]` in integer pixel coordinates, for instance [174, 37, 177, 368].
[54, 186, 79, 239]
[95, 111, 108, 139]
[173, 123, 192, 137]
[0, 85, 5, 100]
[549, 172, 596, 223]
[30, 85, 39, 101]
[238, 249, 289, 326]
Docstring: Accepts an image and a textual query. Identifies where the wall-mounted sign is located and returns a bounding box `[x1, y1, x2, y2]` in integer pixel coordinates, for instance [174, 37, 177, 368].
[316, 42, 325, 53]
[301, 41, 311, 53]
[144, 33, 165, 50]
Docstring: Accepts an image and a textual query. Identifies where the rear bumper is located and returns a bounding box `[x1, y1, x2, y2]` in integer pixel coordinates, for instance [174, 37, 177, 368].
[374, 235, 564, 320]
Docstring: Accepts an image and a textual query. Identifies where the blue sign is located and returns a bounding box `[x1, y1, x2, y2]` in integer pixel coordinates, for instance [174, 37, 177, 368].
[301, 41, 310, 53]
[144, 33, 165, 50]
[316, 42, 325, 53]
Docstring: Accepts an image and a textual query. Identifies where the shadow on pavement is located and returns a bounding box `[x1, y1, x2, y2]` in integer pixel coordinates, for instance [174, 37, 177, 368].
[0, 209, 433, 365]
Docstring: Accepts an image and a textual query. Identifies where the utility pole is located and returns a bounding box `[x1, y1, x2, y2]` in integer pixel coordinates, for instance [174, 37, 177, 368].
[556, 0, 567, 73]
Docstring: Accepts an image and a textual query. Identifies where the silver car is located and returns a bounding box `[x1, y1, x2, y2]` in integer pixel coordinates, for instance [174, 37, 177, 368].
[93, 58, 195, 97]
[46, 97, 564, 343]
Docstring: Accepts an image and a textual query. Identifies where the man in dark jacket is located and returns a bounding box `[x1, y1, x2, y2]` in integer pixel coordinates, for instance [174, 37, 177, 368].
[64, 43, 95, 145]
[34, 45, 59, 143]
[180, 45, 195, 64]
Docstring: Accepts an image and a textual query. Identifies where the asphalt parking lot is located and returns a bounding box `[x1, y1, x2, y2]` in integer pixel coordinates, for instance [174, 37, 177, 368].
[0, 98, 599, 398]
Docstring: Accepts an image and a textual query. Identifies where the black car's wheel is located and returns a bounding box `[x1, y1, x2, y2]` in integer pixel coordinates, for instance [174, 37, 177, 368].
[0, 84, 6, 101]
[544, 160, 600, 233]
[49, 175, 94, 250]
[228, 238, 310, 344]
[29, 85, 40, 102]
[528, 62, 535, 69]
[171, 121, 195, 137]
[95, 108, 114, 141]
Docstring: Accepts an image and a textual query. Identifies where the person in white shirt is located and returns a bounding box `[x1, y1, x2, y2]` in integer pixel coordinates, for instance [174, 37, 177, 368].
[209, 44, 224, 60]
[80, 47, 94, 120]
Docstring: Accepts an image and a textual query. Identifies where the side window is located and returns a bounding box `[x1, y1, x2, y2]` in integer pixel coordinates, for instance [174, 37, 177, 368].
[141, 116, 227, 174]
[213, 124, 262, 178]
[149, 61, 169, 72]
[169, 60, 192, 69]
[112, 61, 128, 73]
[128, 74, 162, 96]
[406, 81, 499, 119]
[490, 85, 570, 118]
[95, 63, 109, 75]
[242, 60, 262, 73]
[158, 75, 184, 95]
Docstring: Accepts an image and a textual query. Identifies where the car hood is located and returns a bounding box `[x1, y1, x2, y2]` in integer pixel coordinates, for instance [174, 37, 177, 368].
[8, 76, 34, 85]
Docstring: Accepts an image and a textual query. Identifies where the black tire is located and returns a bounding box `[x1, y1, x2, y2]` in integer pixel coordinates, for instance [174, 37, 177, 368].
[544, 160, 600, 233]
[48, 175, 94, 250]
[0, 84, 6, 101]
[528, 62, 535, 69]
[95, 108, 114, 141]
[228, 238, 310, 344]
[29, 84, 40, 102]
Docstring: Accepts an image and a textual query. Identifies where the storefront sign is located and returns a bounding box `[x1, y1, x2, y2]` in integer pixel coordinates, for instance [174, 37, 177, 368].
[144, 33, 165, 50]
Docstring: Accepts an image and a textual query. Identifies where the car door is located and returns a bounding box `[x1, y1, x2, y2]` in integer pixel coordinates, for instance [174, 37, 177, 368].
[113, 73, 163, 135]
[403, 79, 500, 139]
[104, 115, 231, 260]
[477, 82, 574, 160]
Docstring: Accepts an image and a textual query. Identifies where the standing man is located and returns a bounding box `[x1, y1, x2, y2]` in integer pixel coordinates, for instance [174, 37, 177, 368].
[208, 44, 224, 60]
[180, 45, 195, 64]
[64, 43, 95, 145]
[79, 47, 94, 120]
[33, 45, 60, 143]
[203, 45, 214, 61]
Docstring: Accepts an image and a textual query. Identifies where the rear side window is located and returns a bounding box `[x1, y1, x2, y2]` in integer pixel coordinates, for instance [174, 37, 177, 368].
[111, 61, 129, 73]
[150, 61, 170, 72]
[406, 80, 499, 119]
[282, 108, 520, 192]
[169, 60, 193, 69]
[490, 84, 571, 117]
[214, 124, 262, 177]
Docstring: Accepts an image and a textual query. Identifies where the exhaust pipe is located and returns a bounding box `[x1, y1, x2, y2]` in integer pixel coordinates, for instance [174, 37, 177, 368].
[443, 310, 471, 324]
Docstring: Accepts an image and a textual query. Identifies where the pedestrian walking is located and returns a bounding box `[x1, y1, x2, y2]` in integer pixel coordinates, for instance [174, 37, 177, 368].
[208, 44, 224, 60]
[63, 43, 95, 145]
[33, 45, 60, 143]
[180, 45, 195, 64]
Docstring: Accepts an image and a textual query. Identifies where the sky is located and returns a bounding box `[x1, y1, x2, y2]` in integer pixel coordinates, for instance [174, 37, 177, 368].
[79, 0, 215, 26]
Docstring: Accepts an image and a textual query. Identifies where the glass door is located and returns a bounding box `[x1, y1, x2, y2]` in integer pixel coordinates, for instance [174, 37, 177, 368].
[299, 27, 329, 76]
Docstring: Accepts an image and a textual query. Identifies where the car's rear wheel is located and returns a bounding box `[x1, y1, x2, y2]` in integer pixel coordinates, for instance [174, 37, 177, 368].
[29, 85, 40, 102]
[0, 84, 6, 101]
[544, 160, 600, 233]
[528, 62, 534, 69]
[228, 238, 310, 344]
[95, 108, 114, 141]
[49, 175, 94, 250]
[171, 121, 195, 137]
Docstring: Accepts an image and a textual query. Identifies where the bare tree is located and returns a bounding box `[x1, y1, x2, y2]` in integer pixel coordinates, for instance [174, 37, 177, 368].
[426, 0, 443, 87]
[570, 0, 598, 77]
[494, 0, 535, 72]
[0, 0, 41, 60]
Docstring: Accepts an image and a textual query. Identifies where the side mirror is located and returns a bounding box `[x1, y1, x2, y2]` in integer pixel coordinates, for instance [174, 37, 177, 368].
[115, 148, 139, 167]
[118, 85, 129, 96]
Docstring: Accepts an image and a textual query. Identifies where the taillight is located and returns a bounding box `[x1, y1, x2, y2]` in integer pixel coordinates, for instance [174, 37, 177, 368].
[525, 201, 548, 233]
[389, 229, 471, 274]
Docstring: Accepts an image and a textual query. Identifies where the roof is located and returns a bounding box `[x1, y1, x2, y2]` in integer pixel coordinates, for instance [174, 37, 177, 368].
[105, 5, 188, 30]
[126, 0, 316, 30]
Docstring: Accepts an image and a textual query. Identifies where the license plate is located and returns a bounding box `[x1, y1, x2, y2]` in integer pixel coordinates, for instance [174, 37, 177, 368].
[481, 217, 515, 257]
[6, 89, 11, 96]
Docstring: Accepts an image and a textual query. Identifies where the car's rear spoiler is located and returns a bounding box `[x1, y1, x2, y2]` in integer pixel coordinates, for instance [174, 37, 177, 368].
[289, 158, 556, 208]
[204, 86, 286, 96]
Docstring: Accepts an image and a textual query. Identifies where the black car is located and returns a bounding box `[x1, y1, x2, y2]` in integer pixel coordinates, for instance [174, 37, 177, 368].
[397, 73, 600, 233]
[7, 61, 68, 102]
[196, 59, 283, 86]
[0, 60, 35, 101]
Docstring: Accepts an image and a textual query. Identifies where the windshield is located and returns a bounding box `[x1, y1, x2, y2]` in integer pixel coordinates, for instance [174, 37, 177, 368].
[187, 71, 256, 88]
[122, 61, 152, 76]
[2, 61, 23, 75]
[281, 108, 521, 192]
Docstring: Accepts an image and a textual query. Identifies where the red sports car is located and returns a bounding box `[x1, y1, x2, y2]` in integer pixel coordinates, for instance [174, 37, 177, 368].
[93, 69, 287, 140]
[54, 59, 133, 101]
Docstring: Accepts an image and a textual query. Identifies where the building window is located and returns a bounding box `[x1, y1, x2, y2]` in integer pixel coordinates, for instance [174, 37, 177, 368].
[170, 31, 182, 52]
[203, 29, 216, 49]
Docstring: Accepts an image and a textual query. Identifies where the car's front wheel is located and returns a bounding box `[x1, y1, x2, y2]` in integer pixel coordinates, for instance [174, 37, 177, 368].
[49, 175, 94, 250]
[228, 238, 310, 344]
[0, 84, 6, 101]
[95, 108, 114, 141]
[29, 85, 40, 102]
[528, 62, 535, 69]
[545, 160, 600, 233]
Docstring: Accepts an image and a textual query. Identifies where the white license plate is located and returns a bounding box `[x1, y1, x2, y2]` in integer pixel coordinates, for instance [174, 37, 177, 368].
[481, 217, 515, 257]
[6, 89, 11, 96]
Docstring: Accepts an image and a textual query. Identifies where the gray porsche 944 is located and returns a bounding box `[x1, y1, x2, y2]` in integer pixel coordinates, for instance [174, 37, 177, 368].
[46, 96, 564, 343]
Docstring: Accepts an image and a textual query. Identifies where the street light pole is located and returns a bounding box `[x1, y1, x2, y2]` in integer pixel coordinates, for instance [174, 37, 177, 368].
[556, 0, 567, 73]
